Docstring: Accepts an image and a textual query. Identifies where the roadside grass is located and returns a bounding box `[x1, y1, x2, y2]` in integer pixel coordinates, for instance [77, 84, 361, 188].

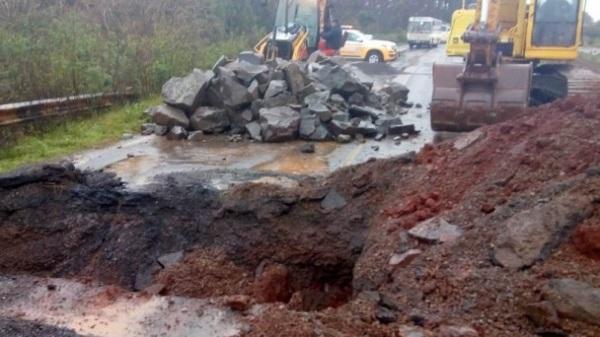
[0, 96, 159, 173]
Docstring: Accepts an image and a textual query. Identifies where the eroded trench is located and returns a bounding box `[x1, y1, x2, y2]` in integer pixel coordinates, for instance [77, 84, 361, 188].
[0, 159, 402, 312]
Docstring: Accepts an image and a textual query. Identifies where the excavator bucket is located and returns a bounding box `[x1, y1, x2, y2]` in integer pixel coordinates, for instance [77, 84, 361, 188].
[431, 62, 532, 132]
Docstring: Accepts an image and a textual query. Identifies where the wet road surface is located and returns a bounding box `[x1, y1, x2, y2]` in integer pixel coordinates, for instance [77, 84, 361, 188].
[74, 47, 451, 189]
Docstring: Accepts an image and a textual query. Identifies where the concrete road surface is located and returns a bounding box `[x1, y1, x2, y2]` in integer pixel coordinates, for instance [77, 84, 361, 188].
[74, 47, 454, 190]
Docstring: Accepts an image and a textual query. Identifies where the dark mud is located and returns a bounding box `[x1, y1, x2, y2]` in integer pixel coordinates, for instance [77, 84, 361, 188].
[0, 155, 411, 304]
[0, 318, 87, 337]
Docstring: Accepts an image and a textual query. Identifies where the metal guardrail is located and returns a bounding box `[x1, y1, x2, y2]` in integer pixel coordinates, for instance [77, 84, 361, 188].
[0, 92, 138, 126]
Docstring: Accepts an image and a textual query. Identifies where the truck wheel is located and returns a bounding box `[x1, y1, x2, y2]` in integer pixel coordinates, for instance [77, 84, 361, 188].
[366, 51, 383, 64]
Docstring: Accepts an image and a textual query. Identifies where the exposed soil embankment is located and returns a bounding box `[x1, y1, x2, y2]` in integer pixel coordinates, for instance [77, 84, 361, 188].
[1, 95, 600, 336]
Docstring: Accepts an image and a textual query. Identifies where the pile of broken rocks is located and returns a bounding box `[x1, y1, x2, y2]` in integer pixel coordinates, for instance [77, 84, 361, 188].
[143, 51, 417, 143]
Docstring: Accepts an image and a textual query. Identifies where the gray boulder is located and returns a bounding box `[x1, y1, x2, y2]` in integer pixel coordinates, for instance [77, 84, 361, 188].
[246, 121, 262, 141]
[264, 80, 288, 99]
[259, 106, 301, 142]
[493, 195, 593, 269]
[161, 69, 213, 113]
[356, 120, 378, 137]
[230, 61, 269, 85]
[312, 65, 369, 98]
[264, 92, 295, 108]
[190, 106, 230, 133]
[299, 115, 318, 139]
[381, 83, 410, 103]
[310, 124, 334, 141]
[544, 278, 600, 325]
[327, 119, 356, 136]
[283, 63, 306, 97]
[152, 104, 190, 129]
[238, 51, 265, 65]
[206, 76, 251, 109]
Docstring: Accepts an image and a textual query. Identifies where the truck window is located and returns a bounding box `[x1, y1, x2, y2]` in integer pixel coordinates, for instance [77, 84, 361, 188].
[408, 21, 433, 34]
[532, 0, 580, 47]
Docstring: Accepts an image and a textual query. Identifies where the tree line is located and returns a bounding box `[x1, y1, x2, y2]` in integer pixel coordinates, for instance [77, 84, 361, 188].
[0, 0, 464, 104]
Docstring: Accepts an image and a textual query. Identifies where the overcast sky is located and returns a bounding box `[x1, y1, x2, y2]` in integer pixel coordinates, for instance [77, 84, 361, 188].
[587, 1, 600, 21]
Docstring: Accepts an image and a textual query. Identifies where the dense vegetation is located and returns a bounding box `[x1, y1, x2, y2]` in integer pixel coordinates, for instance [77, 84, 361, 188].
[0, 0, 271, 104]
[0, 0, 466, 104]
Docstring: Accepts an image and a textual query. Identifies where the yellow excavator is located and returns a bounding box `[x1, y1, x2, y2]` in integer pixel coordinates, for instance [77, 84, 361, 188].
[255, 0, 333, 61]
[432, 0, 587, 131]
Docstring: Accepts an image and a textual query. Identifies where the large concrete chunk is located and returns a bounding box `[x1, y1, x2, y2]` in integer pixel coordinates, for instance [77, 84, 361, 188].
[264, 80, 288, 99]
[493, 195, 593, 270]
[190, 106, 230, 133]
[259, 106, 300, 142]
[543, 278, 600, 325]
[152, 104, 190, 129]
[230, 62, 269, 85]
[283, 63, 306, 97]
[312, 65, 369, 98]
[161, 69, 213, 113]
[206, 76, 251, 109]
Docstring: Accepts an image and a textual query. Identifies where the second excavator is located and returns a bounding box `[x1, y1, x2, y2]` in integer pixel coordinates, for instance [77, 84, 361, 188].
[432, 0, 586, 131]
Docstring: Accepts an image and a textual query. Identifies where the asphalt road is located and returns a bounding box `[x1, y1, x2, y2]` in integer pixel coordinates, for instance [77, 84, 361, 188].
[74, 46, 452, 190]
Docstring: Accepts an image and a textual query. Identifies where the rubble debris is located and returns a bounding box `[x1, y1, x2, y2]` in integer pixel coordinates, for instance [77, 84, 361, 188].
[493, 195, 593, 269]
[408, 217, 462, 244]
[190, 106, 230, 133]
[389, 249, 422, 267]
[161, 69, 213, 113]
[147, 51, 411, 143]
[259, 106, 300, 142]
[543, 278, 600, 325]
[152, 104, 190, 129]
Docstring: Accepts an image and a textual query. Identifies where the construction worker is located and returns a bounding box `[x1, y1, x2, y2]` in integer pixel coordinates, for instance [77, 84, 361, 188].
[320, 19, 343, 55]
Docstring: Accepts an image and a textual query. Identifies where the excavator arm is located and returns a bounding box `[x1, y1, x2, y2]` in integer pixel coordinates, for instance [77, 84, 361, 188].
[431, 0, 533, 132]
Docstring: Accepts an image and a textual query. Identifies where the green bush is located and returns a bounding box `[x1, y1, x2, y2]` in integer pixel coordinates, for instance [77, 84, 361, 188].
[0, 1, 266, 104]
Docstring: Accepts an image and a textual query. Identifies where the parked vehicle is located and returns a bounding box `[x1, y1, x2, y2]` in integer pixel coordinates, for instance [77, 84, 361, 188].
[407, 17, 445, 48]
[339, 27, 398, 63]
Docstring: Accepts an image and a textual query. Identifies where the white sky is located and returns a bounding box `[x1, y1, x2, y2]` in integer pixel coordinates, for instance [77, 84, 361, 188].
[587, 1, 600, 21]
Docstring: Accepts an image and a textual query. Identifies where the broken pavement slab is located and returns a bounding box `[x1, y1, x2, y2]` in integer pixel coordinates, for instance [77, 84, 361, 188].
[408, 217, 463, 244]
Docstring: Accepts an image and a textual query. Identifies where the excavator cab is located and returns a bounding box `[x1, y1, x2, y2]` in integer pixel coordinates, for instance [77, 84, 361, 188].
[255, 0, 331, 61]
[432, 0, 586, 132]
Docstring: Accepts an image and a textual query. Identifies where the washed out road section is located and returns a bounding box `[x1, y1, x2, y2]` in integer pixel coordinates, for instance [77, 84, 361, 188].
[75, 47, 449, 189]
